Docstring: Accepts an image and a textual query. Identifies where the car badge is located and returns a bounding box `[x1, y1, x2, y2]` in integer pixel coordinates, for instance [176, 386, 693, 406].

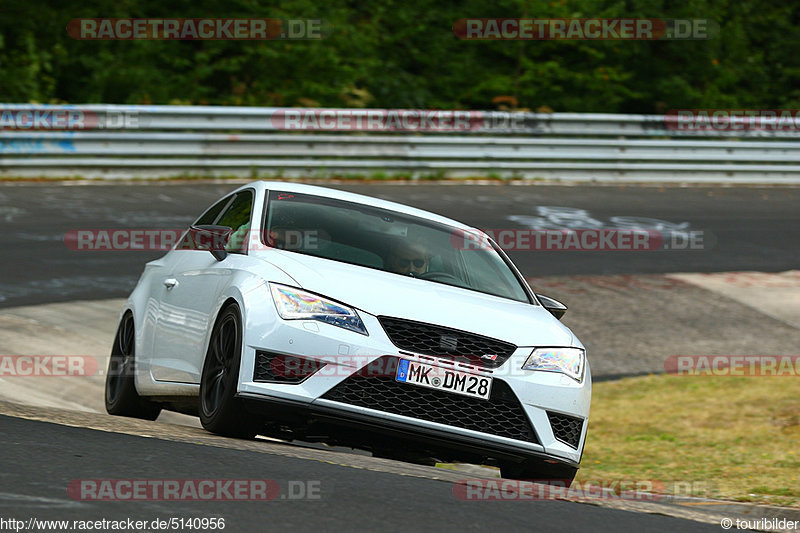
[439, 335, 458, 352]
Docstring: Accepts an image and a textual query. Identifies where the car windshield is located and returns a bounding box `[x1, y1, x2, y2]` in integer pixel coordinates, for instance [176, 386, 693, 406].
[263, 190, 531, 303]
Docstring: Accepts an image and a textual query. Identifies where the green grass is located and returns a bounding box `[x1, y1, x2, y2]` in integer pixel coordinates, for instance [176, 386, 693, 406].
[579, 374, 800, 507]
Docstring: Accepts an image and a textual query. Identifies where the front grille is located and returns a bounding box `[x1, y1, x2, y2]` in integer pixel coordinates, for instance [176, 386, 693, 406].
[254, 351, 325, 384]
[378, 316, 517, 369]
[321, 356, 538, 443]
[547, 411, 583, 449]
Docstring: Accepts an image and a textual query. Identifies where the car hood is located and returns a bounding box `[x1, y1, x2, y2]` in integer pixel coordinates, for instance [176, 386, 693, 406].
[253, 251, 576, 347]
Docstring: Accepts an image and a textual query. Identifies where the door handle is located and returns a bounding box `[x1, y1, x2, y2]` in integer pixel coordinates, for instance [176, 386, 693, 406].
[163, 278, 178, 289]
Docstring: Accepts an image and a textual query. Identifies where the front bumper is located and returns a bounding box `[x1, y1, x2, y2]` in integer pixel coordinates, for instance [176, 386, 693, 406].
[238, 310, 590, 466]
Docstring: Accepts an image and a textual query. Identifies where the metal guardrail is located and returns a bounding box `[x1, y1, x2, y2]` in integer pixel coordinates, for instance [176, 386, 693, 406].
[1, 104, 799, 182]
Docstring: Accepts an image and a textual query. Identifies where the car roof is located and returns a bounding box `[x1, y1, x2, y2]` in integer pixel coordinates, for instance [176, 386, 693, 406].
[235, 180, 479, 232]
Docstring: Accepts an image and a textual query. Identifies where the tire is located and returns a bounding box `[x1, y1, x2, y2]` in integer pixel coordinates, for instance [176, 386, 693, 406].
[105, 312, 162, 420]
[199, 303, 259, 438]
[500, 460, 577, 485]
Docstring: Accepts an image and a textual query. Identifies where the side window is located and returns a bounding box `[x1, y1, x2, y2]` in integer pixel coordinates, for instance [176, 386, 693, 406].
[177, 195, 235, 250]
[216, 190, 254, 253]
[195, 195, 233, 226]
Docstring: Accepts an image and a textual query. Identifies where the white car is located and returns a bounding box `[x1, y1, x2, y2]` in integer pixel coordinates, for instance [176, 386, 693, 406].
[105, 181, 590, 481]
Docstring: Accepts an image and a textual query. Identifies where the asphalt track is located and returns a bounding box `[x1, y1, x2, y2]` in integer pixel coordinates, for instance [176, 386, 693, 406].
[1, 181, 797, 532]
[0, 411, 730, 533]
[3, 181, 797, 376]
[1, 181, 798, 308]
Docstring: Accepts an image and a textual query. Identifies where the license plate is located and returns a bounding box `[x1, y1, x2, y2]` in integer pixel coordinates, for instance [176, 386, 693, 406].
[395, 359, 492, 400]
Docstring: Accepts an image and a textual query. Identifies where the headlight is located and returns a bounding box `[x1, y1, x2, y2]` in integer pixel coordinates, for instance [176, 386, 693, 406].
[269, 283, 368, 335]
[522, 347, 585, 382]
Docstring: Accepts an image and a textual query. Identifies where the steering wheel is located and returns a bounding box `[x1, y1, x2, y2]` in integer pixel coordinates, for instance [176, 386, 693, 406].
[418, 271, 462, 283]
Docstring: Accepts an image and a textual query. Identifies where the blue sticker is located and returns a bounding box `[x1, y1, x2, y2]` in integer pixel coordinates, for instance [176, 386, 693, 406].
[396, 359, 409, 381]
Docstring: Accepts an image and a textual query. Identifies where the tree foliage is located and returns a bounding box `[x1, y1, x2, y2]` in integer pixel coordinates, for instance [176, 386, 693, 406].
[1, 0, 798, 112]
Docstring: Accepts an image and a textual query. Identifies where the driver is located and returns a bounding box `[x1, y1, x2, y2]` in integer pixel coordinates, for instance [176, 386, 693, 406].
[386, 241, 430, 276]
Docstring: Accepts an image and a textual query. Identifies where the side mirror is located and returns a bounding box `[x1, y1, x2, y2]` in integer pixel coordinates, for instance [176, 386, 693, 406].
[190, 225, 232, 261]
[536, 293, 568, 320]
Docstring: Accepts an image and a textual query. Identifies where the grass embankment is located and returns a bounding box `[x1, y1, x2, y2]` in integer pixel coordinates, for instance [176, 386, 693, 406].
[580, 374, 800, 507]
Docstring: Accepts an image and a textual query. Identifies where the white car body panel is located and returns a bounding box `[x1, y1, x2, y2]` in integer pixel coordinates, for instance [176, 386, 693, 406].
[121, 180, 592, 466]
